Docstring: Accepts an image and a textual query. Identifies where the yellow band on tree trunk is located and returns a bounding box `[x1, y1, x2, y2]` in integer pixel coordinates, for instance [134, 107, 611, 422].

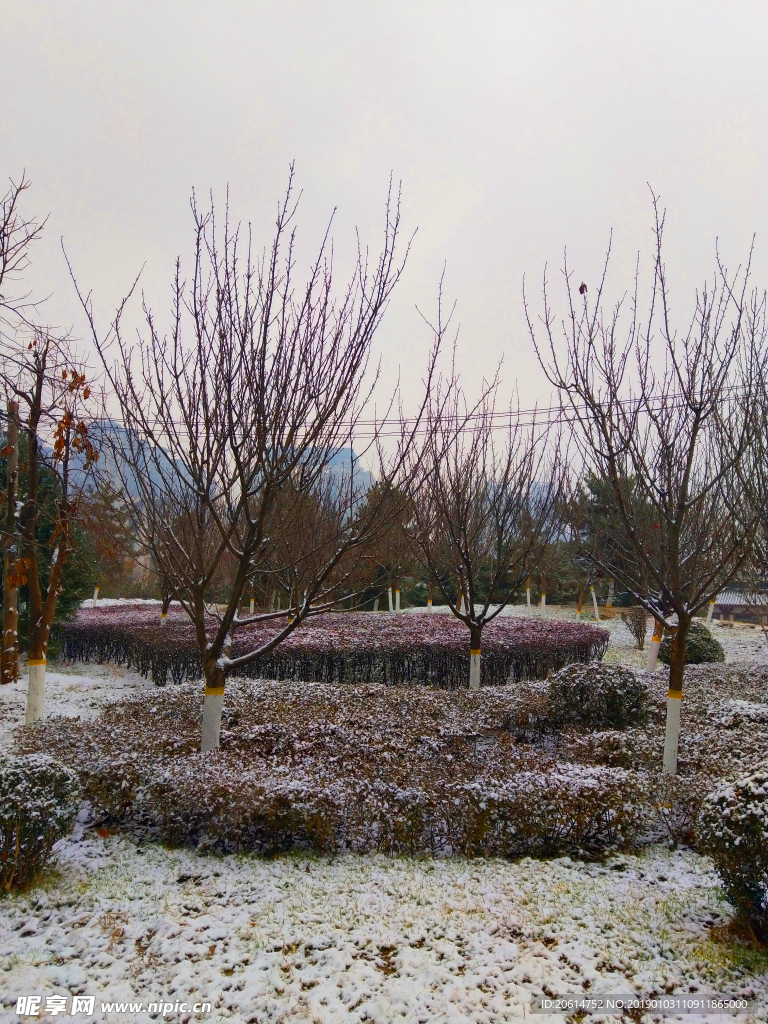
[28, 658, 46, 665]
[667, 689, 682, 699]
[470, 649, 481, 656]
[205, 686, 225, 696]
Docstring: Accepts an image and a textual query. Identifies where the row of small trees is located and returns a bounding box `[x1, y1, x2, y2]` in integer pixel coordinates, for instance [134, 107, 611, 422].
[2, 172, 768, 776]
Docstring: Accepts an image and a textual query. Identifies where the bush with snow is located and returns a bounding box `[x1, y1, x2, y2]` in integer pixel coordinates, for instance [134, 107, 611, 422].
[18, 682, 646, 858]
[547, 663, 648, 730]
[57, 605, 610, 687]
[0, 754, 81, 892]
[698, 762, 768, 941]
[658, 620, 724, 666]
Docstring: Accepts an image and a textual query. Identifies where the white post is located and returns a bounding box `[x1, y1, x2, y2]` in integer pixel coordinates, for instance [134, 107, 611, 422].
[663, 683, 682, 774]
[526, 582, 531, 613]
[25, 659, 46, 724]
[540, 592, 546, 616]
[590, 586, 600, 621]
[706, 598, 716, 623]
[647, 620, 663, 672]
[201, 686, 224, 752]
[395, 588, 401, 612]
[469, 647, 481, 690]
[388, 587, 393, 612]
[92, 586, 99, 603]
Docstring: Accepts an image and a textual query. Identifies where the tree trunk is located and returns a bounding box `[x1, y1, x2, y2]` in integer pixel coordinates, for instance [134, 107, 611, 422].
[469, 623, 482, 691]
[1, 400, 19, 686]
[427, 582, 434, 611]
[646, 618, 664, 671]
[540, 591, 546, 615]
[387, 586, 393, 611]
[663, 616, 690, 775]
[201, 654, 226, 752]
[373, 595, 379, 612]
[92, 585, 100, 603]
[576, 587, 584, 618]
[395, 583, 401, 612]
[607, 578, 615, 607]
[25, 544, 67, 724]
[160, 591, 172, 625]
[706, 598, 716, 623]
[526, 579, 531, 613]
[590, 585, 600, 620]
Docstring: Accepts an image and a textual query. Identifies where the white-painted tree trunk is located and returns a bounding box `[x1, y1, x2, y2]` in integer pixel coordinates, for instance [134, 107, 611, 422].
[373, 596, 379, 611]
[249, 596, 255, 614]
[25, 660, 46, 724]
[457, 593, 464, 615]
[607, 578, 614, 607]
[92, 586, 99, 603]
[469, 648, 481, 690]
[706, 599, 716, 623]
[427, 596, 433, 611]
[160, 613, 167, 626]
[540, 592, 546, 615]
[201, 687, 224, 751]
[395, 589, 401, 612]
[590, 586, 600, 620]
[388, 587, 393, 611]
[663, 690, 682, 774]
[526, 585, 531, 613]
[647, 621, 663, 671]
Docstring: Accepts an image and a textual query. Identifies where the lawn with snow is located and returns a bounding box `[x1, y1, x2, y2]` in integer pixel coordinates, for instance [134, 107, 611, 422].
[1, 608, 767, 1022]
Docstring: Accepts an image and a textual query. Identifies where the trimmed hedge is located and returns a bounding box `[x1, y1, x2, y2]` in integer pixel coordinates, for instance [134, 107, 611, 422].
[57, 606, 610, 688]
[0, 754, 81, 892]
[658, 621, 724, 666]
[547, 663, 649, 730]
[698, 762, 768, 941]
[18, 681, 646, 858]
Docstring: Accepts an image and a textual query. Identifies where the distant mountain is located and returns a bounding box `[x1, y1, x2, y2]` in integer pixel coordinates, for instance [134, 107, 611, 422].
[75, 422, 374, 504]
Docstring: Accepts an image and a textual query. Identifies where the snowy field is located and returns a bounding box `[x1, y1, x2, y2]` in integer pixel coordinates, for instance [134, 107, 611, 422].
[1, 610, 767, 1022]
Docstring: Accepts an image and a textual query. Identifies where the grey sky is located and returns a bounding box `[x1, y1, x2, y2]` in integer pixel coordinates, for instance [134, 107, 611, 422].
[2, 0, 767, 414]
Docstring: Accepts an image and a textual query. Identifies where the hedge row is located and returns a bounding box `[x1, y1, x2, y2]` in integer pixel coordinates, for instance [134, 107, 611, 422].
[56, 606, 610, 687]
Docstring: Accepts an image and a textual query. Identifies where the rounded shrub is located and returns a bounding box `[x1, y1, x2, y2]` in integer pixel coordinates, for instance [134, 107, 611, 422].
[698, 762, 768, 941]
[547, 662, 648, 730]
[658, 620, 724, 666]
[0, 754, 81, 892]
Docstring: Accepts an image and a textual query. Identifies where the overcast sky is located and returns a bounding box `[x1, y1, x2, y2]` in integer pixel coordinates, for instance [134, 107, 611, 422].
[3, 0, 767, 418]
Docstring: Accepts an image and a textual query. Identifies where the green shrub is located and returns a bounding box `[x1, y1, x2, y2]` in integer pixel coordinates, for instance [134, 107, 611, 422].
[547, 663, 649, 730]
[0, 754, 81, 892]
[698, 762, 768, 941]
[658, 621, 724, 666]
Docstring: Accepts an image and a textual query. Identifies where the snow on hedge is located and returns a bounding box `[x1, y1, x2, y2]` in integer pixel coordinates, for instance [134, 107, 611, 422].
[57, 606, 610, 687]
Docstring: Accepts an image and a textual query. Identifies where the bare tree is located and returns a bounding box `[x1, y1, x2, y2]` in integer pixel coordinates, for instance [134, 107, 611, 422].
[1, 173, 47, 685]
[527, 194, 767, 773]
[405, 294, 564, 688]
[1, 399, 20, 684]
[1, 332, 99, 718]
[0, 173, 46, 333]
[72, 170, 436, 751]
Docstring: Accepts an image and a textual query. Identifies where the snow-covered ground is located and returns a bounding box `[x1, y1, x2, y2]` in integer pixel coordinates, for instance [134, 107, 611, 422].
[0, 665, 154, 755]
[1, 608, 767, 1022]
[2, 833, 765, 1023]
